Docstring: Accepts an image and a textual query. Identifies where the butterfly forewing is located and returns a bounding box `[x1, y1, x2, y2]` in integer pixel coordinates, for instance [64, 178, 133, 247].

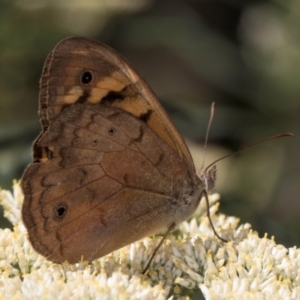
[39, 37, 195, 172]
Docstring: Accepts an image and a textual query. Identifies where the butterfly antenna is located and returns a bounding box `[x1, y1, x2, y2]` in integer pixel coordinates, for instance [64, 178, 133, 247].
[200, 102, 215, 171]
[204, 132, 294, 173]
[198, 103, 227, 243]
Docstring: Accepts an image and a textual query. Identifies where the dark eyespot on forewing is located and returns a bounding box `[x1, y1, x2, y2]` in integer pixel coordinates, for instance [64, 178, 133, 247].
[81, 71, 93, 84]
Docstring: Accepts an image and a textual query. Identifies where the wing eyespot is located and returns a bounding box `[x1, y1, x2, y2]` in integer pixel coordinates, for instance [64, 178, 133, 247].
[108, 127, 116, 135]
[53, 203, 68, 220]
[81, 71, 93, 84]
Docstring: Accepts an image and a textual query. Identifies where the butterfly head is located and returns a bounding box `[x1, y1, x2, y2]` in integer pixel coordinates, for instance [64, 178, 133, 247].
[199, 165, 217, 192]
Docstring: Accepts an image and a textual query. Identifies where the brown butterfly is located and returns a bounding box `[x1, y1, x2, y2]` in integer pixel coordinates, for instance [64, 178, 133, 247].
[21, 37, 216, 264]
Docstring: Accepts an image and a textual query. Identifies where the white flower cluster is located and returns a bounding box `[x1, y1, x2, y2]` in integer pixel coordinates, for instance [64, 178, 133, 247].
[0, 181, 299, 299]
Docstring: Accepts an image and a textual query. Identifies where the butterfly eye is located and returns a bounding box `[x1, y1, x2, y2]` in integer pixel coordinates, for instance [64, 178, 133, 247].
[54, 203, 68, 219]
[81, 71, 93, 84]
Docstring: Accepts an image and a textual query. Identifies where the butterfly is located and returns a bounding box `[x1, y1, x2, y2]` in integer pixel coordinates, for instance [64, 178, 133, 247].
[21, 37, 216, 264]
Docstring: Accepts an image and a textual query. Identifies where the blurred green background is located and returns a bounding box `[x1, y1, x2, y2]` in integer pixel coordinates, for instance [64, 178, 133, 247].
[0, 0, 298, 247]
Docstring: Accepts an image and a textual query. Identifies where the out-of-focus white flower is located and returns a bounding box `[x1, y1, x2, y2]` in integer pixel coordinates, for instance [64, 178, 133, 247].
[0, 181, 299, 299]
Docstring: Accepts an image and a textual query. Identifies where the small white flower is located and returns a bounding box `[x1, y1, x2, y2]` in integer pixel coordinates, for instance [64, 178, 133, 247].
[0, 181, 300, 299]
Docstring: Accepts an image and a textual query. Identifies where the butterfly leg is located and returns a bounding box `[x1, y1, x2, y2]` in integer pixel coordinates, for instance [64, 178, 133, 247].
[202, 189, 227, 242]
[142, 222, 176, 274]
